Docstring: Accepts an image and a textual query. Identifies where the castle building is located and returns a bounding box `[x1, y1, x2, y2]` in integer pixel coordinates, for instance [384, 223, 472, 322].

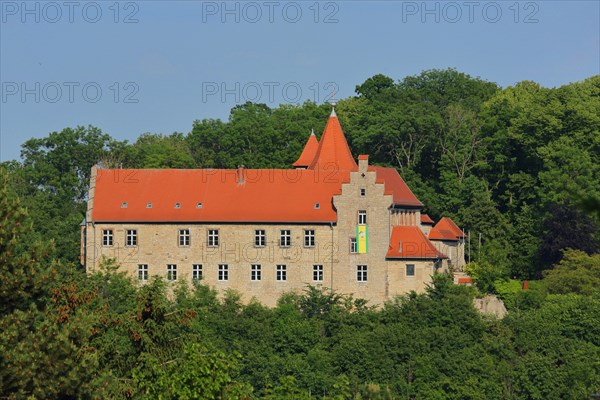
[81, 109, 465, 306]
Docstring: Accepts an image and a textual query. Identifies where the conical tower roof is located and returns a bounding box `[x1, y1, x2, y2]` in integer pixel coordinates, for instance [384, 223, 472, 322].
[292, 129, 319, 168]
[308, 108, 358, 171]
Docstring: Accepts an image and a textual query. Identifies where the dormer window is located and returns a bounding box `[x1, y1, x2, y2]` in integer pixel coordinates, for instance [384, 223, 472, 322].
[196, 202, 203, 209]
[121, 202, 128, 208]
[175, 202, 181, 209]
[314, 203, 320, 209]
[147, 202, 152, 209]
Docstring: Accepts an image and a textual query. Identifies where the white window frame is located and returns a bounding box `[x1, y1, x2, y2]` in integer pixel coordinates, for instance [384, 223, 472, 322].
[251, 264, 261, 281]
[208, 229, 219, 247]
[126, 229, 137, 247]
[192, 264, 202, 281]
[313, 265, 323, 282]
[255, 229, 266, 247]
[350, 237, 358, 254]
[280, 230, 291, 247]
[179, 229, 191, 247]
[218, 264, 228, 281]
[357, 265, 368, 282]
[138, 264, 148, 281]
[102, 229, 113, 246]
[167, 264, 177, 281]
[358, 210, 367, 225]
[304, 230, 315, 248]
[276, 264, 287, 281]
[406, 264, 415, 277]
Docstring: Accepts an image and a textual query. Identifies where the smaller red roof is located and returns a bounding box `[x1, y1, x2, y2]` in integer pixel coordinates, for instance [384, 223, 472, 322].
[428, 227, 458, 241]
[369, 166, 423, 207]
[292, 131, 319, 168]
[437, 217, 465, 238]
[358, 154, 369, 161]
[387, 226, 447, 259]
[429, 217, 464, 241]
[421, 214, 435, 224]
[457, 277, 472, 284]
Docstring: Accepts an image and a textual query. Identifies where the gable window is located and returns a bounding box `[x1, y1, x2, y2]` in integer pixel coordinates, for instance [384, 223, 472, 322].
[193, 264, 202, 281]
[138, 264, 148, 281]
[255, 229, 266, 247]
[350, 238, 357, 254]
[179, 229, 190, 246]
[167, 264, 177, 281]
[218, 264, 229, 281]
[360, 188, 366, 197]
[358, 210, 367, 225]
[357, 265, 368, 282]
[406, 264, 415, 277]
[126, 229, 137, 247]
[208, 229, 219, 247]
[313, 265, 323, 282]
[102, 229, 113, 246]
[276, 265, 287, 281]
[280, 230, 291, 247]
[304, 230, 315, 247]
[251, 264, 261, 281]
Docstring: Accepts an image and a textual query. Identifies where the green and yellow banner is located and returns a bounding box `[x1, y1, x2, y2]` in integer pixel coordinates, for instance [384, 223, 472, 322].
[356, 225, 368, 254]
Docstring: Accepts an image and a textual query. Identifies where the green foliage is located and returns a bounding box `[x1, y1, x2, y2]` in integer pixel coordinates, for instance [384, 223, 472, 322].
[544, 250, 600, 295]
[1, 70, 599, 399]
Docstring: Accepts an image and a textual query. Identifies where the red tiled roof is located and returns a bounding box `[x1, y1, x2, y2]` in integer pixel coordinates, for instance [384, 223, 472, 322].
[457, 277, 472, 284]
[92, 168, 350, 223]
[292, 131, 319, 168]
[428, 227, 458, 241]
[308, 113, 358, 171]
[421, 214, 435, 224]
[437, 217, 465, 238]
[429, 217, 464, 241]
[369, 166, 423, 207]
[386, 226, 447, 259]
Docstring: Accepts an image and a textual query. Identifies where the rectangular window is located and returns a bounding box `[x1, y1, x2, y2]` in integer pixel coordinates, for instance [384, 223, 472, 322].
[280, 230, 291, 247]
[255, 229, 266, 247]
[208, 229, 219, 247]
[192, 264, 202, 281]
[406, 264, 415, 277]
[167, 264, 177, 281]
[350, 238, 357, 254]
[251, 264, 261, 281]
[357, 265, 368, 282]
[276, 265, 287, 281]
[358, 210, 367, 225]
[102, 229, 113, 246]
[218, 264, 228, 281]
[126, 229, 137, 247]
[138, 264, 148, 281]
[360, 188, 366, 197]
[304, 230, 315, 247]
[313, 265, 323, 282]
[179, 229, 190, 246]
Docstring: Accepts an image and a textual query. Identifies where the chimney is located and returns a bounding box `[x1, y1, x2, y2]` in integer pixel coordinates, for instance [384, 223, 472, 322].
[358, 154, 369, 172]
[237, 165, 245, 185]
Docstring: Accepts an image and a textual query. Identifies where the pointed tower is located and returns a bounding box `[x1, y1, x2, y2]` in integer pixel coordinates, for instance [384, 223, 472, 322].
[292, 129, 319, 169]
[308, 107, 358, 171]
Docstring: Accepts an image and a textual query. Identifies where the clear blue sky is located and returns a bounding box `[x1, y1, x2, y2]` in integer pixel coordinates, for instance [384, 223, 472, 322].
[1, 0, 599, 161]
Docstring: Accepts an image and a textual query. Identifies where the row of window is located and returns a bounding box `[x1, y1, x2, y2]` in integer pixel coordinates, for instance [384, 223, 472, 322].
[102, 212, 369, 247]
[134, 263, 414, 283]
[102, 228, 317, 248]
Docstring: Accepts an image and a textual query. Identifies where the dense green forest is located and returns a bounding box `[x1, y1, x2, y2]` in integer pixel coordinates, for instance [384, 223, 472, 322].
[1, 69, 599, 398]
